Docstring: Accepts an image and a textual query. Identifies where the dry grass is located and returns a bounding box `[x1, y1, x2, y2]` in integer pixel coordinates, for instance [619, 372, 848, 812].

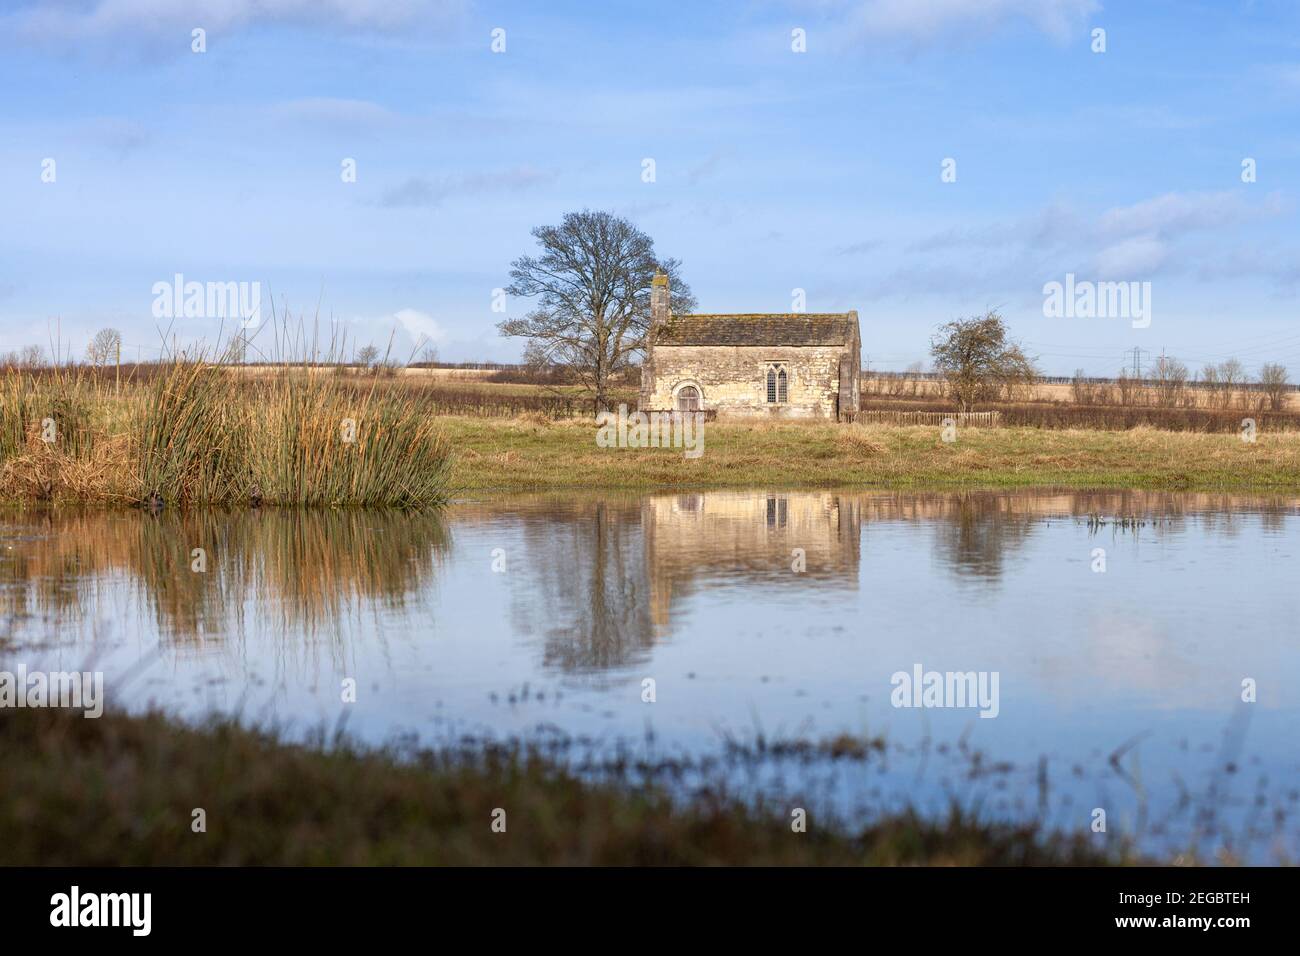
[835, 426, 888, 456]
[0, 433, 133, 503]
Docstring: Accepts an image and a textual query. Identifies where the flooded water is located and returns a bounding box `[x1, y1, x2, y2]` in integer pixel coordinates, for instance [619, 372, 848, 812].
[3, 489, 1298, 861]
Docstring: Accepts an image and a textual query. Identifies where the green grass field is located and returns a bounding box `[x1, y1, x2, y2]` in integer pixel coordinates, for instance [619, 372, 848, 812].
[446, 416, 1300, 494]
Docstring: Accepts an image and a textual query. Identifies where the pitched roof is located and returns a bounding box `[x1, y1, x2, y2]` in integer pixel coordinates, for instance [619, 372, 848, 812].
[651, 312, 858, 347]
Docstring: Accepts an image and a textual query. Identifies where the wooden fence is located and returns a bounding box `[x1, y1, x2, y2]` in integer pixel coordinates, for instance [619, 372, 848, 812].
[850, 409, 1002, 427]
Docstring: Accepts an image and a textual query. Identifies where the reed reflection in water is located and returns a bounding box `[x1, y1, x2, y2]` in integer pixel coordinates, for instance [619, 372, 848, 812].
[0, 489, 1295, 754]
[2, 494, 1300, 858]
[3, 488, 1297, 860]
[1, 507, 449, 652]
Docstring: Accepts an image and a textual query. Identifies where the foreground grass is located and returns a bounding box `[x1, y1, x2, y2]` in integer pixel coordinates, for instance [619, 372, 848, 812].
[447, 416, 1300, 493]
[0, 707, 1123, 866]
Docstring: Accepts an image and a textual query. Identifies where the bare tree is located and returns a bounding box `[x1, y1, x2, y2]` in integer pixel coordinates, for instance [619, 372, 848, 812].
[1148, 354, 1189, 407]
[904, 360, 923, 398]
[1071, 368, 1098, 405]
[1259, 363, 1290, 411]
[18, 344, 45, 369]
[1218, 358, 1247, 409]
[85, 327, 122, 367]
[1199, 363, 1220, 409]
[517, 339, 569, 386]
[356, 344, 381, 369]
[1116, 368, 1138, 406]
[929, 311, 1038, 412]
[499, 210, 694, 411]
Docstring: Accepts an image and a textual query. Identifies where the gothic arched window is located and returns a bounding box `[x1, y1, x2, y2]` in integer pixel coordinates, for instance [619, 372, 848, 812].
[765, 364, 788, 403]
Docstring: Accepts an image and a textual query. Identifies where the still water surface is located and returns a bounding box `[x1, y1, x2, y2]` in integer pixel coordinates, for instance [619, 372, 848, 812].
[3, 490, 1297, 860]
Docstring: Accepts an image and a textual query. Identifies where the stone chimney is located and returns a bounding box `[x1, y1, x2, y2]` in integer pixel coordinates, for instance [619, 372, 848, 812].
[650, 269, 670, 327]
[640, 270, 670, 413]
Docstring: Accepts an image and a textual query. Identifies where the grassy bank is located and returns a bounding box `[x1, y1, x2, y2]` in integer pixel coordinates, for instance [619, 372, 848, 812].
[446, 416, 1300, 493]
[5, 367, 1299, 503]
[0, 707, 1125, 866]
[0, 363, 451, 506]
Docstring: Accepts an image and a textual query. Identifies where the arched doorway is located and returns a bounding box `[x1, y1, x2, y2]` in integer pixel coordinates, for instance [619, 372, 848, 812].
[675, 385, 701, 411]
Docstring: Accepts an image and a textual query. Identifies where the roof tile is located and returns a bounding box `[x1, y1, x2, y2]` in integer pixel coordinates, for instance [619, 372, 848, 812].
[652, 313, 857, 347]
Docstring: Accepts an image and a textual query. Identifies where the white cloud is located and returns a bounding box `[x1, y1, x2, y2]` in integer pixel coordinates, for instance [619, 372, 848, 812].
[2, 0, 463, 48]
[1092, 235, 1167, 278]
[1097, 191, 1283, 240]
[829, 0, 1100, 44]
[834, 239, 884, 256]
[866, 189, 1294, 300]
[1275, 63, 1300, 90]
[78, 116, 152, 155]
[393, 309, 446, 348]
[686, 151, 725, 185]
[1197, 246, 1300, 291]
[378, 166, 558, 209]
[906, 191, 1284, 257]
[270, 98, 401, 129]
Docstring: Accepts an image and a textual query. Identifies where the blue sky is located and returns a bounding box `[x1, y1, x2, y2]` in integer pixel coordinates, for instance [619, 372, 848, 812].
[2, 0, 1299, 375]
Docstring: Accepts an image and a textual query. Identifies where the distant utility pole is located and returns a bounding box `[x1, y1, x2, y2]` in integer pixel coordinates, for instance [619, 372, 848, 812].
[1128, 346, 1147, 377]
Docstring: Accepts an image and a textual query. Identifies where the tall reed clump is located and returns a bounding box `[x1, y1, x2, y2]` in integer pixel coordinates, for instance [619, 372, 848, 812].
[0, 367, 99, 459]
[137, 360, 249, 504]
[249, 370, 451, 507]
[2, 318, 453, 506]
[0, 372, 37, 464]
[134, 359, 451, 507]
